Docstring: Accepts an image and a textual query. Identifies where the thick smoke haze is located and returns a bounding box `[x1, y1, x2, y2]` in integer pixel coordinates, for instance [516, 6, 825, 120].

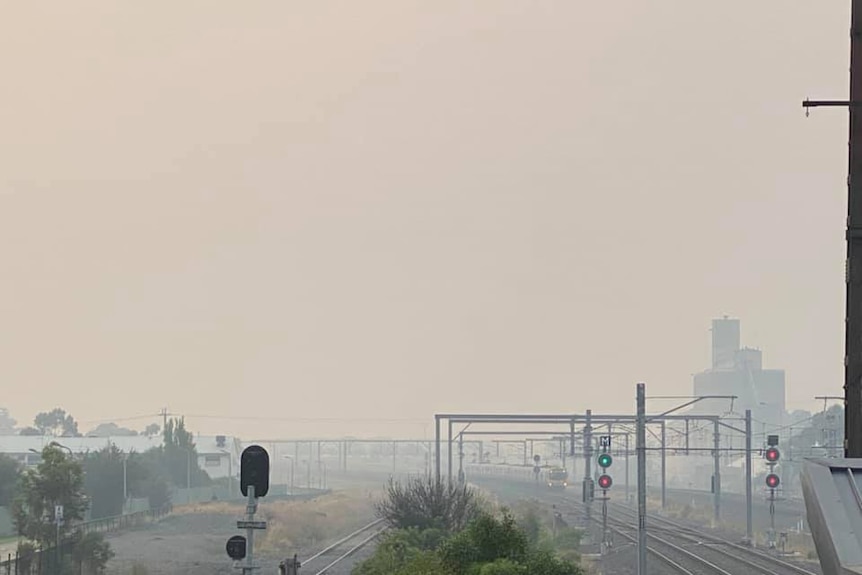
[0, 2, 850, 438]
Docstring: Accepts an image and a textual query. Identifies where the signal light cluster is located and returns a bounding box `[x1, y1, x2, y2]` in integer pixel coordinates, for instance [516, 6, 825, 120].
[763, 440, 780, 491]
[597, 448, 612, 492]
[598, 453, 613, 469]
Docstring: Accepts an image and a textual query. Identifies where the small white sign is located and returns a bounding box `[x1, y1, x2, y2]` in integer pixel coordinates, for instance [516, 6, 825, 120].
[55, 505, 64, 521]
[599, 435, 612, 449]
[236, 520, 267, 530]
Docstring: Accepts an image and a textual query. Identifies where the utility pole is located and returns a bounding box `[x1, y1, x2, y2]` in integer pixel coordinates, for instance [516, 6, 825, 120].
[636, 384, 647, 575]
[803, 0, 862, 457]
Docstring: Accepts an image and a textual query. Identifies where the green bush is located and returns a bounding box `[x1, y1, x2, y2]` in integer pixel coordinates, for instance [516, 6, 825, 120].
[357, 500, 584, 575]
[71, 532, 115, 574]
[375, 476, 482, 532]
[354, 531, 445, 575]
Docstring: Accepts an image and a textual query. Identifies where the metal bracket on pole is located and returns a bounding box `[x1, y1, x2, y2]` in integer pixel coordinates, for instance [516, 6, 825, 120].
[802, 98, 862, 117]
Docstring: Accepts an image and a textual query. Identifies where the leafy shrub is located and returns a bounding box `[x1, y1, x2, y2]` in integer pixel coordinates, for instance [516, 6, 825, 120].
[359, 498, 585, 575]
[375, 476, 482, 532]
[71, 532, 115, 574]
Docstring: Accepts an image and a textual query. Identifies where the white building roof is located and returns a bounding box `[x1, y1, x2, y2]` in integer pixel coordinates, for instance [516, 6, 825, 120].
[0, 434, 242, 456]
[0, 435, 164, 455]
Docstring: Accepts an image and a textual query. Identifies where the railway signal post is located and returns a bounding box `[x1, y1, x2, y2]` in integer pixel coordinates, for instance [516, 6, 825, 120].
[230, 445, 271, 573]
[764, 438, 780, 549]
[597, 438, 613, 554]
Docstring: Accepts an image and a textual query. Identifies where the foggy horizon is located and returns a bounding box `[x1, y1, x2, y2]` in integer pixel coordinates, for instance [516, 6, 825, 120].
[0, 2, 851, 440]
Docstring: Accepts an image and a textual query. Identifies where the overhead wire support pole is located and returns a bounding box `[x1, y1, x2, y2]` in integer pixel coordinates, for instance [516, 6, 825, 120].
[447, 420, 453, 484]
[435, 416, 441, 483]
[802, 0, 862, 456]
[713, 419, 721, 523]
[584, 409, 593, 528]
[625, 432, 630, 503]
[745, 409, 753, 545]
[636, 384, 647, 575]
[661, 421, 667, 510]
[849, 24, 862, 457]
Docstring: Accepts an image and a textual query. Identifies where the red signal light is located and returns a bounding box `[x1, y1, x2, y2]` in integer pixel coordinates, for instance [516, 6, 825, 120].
[598, 474, 613, 489]
[765, 447, 780, 463]
[766, 473, 780, 488]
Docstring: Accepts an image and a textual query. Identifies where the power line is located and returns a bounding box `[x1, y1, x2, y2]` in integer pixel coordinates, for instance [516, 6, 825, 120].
[80, 412, 428, 425]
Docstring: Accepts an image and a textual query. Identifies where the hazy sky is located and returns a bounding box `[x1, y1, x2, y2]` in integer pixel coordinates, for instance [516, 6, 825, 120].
[0, 2, 851, 439]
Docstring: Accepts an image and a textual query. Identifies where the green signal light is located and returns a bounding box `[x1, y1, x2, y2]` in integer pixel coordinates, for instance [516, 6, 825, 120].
[598, 453, 613, 468]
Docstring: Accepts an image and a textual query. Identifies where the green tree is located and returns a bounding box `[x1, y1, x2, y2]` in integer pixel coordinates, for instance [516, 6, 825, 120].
[34, 408, 80, 437]
[476, 559, 527, 575]
[126, 450, 171, 509]
[440, 512, 528, 574]
[70, 531, 114, 574]
[160, 418, 209, 490]
[354, 530, 447, 575]
[87, 422, 138, 437]
[511, 500, 543, 544]
[0, 407, 17, 434]
[143, 423, 160, 437]
[12, 443, 88, 545]
[523, 547, 582, 575]
[0, 454, 21, 506]
[82, 445, 125, 519]
[356, 511, 584, 575]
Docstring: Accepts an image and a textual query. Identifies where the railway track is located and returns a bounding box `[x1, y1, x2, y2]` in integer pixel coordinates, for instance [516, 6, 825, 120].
[472, 470, 819, 575]
[606, 503, 818, 575]
[300, 518, 386, 575]
[471, 473, 820, 575]
[562, 495, 742, 574]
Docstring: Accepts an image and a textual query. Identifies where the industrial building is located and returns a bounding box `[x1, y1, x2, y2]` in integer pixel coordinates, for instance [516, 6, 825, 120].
[690, 317, 786, 429]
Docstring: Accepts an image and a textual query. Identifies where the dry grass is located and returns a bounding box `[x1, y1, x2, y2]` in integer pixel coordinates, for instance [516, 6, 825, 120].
[164, 490, 380, 551]
[255, 489, 378, 553]
[171, 501, 246, 516]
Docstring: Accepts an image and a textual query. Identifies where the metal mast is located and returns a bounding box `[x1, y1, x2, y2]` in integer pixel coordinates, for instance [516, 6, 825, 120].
[804, 0, 862, 457]
[847, 0, 862, 457]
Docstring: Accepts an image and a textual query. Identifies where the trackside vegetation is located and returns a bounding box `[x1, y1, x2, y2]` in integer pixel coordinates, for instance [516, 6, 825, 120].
[354, 476, 585, 575]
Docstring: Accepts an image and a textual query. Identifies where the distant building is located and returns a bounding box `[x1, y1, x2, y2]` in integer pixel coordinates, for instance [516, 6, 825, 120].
[690, 317, 786, 427]
[0, 434, 240, 480]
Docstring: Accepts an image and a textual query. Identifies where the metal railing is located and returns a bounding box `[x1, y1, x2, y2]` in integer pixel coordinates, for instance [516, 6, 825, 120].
[76, 504, 172, 535]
